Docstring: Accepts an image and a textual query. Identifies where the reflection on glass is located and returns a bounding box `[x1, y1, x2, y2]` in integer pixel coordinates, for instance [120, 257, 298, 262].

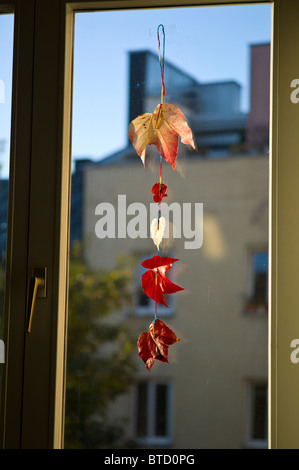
[0, 12, 14, 393]
[65, 5, 271, 449]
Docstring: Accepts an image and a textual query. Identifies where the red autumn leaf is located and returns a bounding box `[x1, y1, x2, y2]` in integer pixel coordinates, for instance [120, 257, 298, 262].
[151, 182, 168, 203]
[137, 319, 180, 371]
[141, 255, 184, 307]
[128, 103, 196, 170]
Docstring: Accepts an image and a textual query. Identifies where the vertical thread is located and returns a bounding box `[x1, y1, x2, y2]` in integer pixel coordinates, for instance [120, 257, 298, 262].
[154, 25, 166, 336]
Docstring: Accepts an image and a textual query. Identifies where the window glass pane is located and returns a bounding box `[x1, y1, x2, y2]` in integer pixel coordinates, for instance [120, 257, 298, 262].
[246, 251, 268, 311]
[136, 382, 148, 437]
[252, 384, 267, 440]
[155, 384, 168, 437]
[65, 4, 271, 449]
[0, 12, 14, 401]
[254, 253, 268, 273]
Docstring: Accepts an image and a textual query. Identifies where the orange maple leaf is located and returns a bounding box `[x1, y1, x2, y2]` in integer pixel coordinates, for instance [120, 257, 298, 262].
[137, 319, 180, 371]
[128, 103, 196, 170]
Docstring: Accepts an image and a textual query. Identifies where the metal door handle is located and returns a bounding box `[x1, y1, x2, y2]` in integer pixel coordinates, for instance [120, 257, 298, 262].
[26, 267, 47, 333]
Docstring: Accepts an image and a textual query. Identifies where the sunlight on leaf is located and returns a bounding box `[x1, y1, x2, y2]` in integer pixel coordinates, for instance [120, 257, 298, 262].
[150, 216, 166, 250]
[128, 103, 196, 169]
[141, 255, 184, 307]
[137, 319, 180, 371]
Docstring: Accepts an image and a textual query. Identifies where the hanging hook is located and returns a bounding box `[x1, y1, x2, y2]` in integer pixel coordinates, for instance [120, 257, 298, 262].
[157, 24, 165, 103]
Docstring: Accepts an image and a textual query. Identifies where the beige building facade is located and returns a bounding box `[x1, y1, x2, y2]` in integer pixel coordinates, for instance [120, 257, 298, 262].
[82, 150, 268, 449]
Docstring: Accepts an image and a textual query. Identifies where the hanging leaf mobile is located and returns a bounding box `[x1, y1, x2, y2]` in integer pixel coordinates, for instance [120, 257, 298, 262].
[128, 25, 196, 371]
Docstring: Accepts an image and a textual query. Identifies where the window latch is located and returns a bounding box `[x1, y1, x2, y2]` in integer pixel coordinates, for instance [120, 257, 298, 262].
[26, 266, 47, 333]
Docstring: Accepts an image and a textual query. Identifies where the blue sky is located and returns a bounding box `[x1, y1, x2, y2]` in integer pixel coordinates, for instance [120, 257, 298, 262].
[0, 4, 271, 178]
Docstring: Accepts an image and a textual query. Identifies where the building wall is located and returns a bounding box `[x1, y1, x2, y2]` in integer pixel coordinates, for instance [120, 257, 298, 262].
[82, 153, 268, 448]
[126, 50, 248, 156]
[246, 43, 271, 150]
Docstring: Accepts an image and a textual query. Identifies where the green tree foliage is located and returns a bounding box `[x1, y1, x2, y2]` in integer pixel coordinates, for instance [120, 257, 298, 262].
[64, 243, 137, 449]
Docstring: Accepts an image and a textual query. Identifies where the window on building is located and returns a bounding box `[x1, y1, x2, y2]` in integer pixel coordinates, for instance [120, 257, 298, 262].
[246, 251, 268, 313]
[246, 381, 268, 448]
[134, 381, 173, 446]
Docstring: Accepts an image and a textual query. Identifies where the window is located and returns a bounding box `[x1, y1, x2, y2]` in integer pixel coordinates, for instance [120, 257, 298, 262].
[246, 381, 268, 448]
[134, 381, 173, 446]
[2, 0, 299, 451]
[66, 4, 271, 450]
[246, 250, 268, 313]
